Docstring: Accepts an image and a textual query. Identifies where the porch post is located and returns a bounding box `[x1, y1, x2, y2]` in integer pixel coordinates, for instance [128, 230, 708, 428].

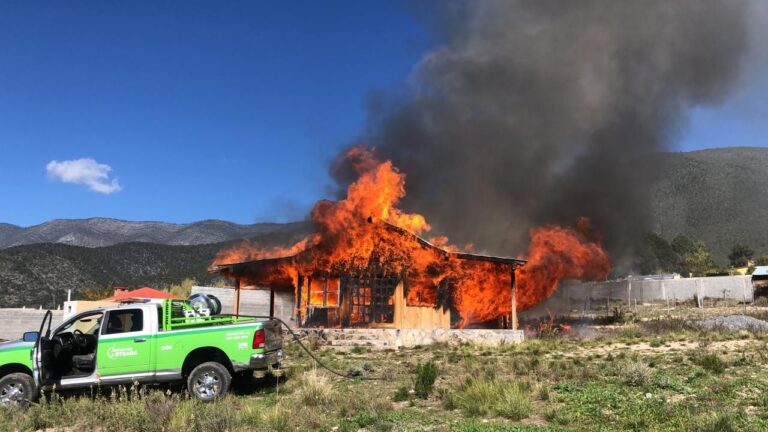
[296, 275, 303, 326]
[510, 267, 518, 330]
[234, 277, 241, 318]
[269, 288, 275, 318]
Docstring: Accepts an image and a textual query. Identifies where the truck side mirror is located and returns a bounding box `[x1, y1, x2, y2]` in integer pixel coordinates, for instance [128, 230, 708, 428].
[22, 331, 39, 342]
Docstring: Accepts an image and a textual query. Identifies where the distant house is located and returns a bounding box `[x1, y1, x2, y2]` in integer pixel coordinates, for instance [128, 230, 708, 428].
[64, 286, 178, 319]
[752, 267, 768, 297]
[104, 287, 179, 302]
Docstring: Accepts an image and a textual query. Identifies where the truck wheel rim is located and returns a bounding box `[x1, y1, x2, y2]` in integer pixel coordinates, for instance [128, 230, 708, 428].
[0, 382, 24, 404]
[193, 371, 220, 399]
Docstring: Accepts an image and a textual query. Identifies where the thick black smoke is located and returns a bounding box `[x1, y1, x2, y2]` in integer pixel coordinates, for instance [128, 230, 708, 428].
[336, 0, 752, 270]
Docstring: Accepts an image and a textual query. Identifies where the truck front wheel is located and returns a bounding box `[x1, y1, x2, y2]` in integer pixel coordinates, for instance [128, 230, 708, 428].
[187, 362, 231, 402]
[0, 373, 36, 406]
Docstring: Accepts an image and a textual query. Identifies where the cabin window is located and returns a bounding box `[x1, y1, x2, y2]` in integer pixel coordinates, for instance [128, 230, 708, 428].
[103, 309, 144, 335]
[309, 277, 340, 307]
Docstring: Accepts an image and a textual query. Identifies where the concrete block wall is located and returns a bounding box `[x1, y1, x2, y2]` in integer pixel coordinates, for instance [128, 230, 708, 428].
[0, 309, 64, 342]
[557, 275, 754, 304]
[191, 286, 295, 326]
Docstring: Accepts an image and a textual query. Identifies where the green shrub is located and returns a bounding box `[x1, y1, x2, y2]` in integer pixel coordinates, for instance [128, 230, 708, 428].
[758, 392, 768, 409]
[617, 360, 652, 387]
[439, 388, 457, 410]
[699, 354, 726, 374]
[693, 411, 742, 432]
[543, 405, 570, 426]
[414, 361, 439, 399]
[620, 327, 642, 339]
[455, 378, 532, 420]
[393, 386, 410, 402]
[536, 383, 550, 401]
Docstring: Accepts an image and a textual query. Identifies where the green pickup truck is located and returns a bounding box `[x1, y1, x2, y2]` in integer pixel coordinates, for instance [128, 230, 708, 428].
[0, 297, 284, 405]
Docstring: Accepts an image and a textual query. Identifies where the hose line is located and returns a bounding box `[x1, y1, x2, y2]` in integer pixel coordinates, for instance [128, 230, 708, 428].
[249, 315, 386, 381]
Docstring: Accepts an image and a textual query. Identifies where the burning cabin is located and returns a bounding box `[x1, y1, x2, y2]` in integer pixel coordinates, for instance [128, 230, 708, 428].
[210, 221, 526, 330]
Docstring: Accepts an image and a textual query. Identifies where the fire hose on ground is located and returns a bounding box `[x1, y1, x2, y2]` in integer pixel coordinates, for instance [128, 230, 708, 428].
[251, 316, 385, 381]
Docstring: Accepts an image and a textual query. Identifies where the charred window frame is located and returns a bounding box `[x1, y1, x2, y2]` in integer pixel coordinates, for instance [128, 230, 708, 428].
[309, 276, 340, 307]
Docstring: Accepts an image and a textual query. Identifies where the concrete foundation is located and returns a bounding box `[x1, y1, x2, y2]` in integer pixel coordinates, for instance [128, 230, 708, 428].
[299, 328, 525, 350]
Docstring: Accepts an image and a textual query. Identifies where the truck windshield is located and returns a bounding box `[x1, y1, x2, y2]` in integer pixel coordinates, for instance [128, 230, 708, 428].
[57, 313, 103, 336]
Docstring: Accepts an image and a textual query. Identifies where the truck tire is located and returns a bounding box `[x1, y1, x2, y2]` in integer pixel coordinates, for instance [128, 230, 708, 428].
[0, 373, 36, 406]
[187, 362, 231, 402]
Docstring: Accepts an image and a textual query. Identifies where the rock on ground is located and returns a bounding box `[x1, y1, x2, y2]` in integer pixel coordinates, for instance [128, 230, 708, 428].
[694, 315, 768, 332]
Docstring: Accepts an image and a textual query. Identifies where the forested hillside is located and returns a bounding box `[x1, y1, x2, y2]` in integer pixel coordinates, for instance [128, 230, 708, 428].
[650, 147, 768, 265]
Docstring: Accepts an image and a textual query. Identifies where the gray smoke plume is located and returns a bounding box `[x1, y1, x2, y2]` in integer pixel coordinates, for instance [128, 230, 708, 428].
[335, 0, 754, 271]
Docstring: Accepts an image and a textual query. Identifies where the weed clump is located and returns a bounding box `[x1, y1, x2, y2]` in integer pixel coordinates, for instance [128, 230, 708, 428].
[698, 353, 726, 374]
[414, 361, 439, 399]
[171, 399, 234, 432]
[393, 386, 410, 402]
[454, 378, 532, 420]
[543, 405, 570, 426]
[617, 360, 652, 387]
[296, 369, 333, 406]
[263, 406, 291, 432]
[693, 411, 742, 432]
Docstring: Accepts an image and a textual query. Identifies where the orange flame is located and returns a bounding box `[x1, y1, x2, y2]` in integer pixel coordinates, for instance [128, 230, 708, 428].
[517, 218, 611, 311]
[214, 147, 610, 327]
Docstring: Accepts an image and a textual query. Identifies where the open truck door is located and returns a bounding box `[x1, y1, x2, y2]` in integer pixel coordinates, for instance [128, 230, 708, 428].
[32, 310, 55, 391]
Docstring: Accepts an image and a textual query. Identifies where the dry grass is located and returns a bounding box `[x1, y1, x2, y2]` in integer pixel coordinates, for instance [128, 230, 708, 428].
[616, 359, 652, 387]
[295, 368, 333, 407]
[3, 305, 768, 431]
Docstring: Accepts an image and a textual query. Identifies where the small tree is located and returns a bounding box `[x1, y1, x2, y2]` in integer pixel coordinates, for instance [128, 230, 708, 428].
[755, 255, 768, 266]
[671, 234, 696, 257]
[414, 361, 439, 399]
[682, 240, 716, 277]
[669, 235, 716, 277]
[729, 243, 755, 268]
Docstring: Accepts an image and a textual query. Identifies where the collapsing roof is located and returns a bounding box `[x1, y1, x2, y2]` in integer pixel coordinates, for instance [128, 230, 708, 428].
[209, 221, 526, 289]
[209, 220, 527, 328]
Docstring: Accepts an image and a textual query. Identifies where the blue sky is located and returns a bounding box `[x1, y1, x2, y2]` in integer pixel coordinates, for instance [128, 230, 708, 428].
[0, 1, 764, 227]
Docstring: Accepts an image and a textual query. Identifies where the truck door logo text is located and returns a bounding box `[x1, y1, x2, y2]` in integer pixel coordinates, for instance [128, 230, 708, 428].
[107, 347, 139, 360]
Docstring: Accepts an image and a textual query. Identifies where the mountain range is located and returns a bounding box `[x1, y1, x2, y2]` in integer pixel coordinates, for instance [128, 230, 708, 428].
[0, 218, 301, 248]
[0, 147, 766, 308]
[0, 221, 312, 308]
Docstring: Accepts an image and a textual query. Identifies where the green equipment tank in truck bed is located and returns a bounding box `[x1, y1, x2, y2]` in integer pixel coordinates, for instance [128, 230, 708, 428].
[0, 298, 284, 404]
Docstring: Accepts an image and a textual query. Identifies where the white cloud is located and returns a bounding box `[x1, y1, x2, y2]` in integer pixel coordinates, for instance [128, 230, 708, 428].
[46, 158, 123, 194]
